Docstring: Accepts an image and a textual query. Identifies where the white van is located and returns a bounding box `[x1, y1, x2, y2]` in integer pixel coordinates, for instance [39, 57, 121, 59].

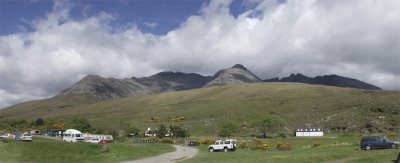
[63, 129, 84, 143]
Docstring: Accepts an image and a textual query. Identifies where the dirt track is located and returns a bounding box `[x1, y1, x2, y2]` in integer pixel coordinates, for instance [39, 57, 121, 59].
[119, 145, 198, 163]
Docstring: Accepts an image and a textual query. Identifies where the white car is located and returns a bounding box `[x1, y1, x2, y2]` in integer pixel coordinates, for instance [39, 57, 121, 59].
[20, 133, 32, 141]
[89, 138, 100, 144]
[208, 139, 237, 152]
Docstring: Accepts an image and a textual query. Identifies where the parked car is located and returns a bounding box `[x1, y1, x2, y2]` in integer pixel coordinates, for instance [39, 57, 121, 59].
[89, 138, 100, 144]
[360, 136, 399, 150]
[188, 141, 199, 146]
[1, 133, 15, 139]
[20, 133, 32, 142]
[208, 139, 237, 152]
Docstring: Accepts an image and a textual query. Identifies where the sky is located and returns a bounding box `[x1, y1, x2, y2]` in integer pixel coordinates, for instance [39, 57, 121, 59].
[0, 0, 399, 109]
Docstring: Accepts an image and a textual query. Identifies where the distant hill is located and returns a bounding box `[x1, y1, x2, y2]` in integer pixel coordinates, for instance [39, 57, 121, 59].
[265, 73, 381, 90]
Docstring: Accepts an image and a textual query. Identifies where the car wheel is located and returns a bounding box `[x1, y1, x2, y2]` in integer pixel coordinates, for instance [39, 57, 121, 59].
[365, 145, 371, 150]
[209, 148, 214, 152]
[224, 148, 228, 152]
[391, 144, 397, 149]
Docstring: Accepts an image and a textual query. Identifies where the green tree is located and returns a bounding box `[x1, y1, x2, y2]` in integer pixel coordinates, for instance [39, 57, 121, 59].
[105, 129, 118, 140]
[35, 118, 44, 126]
[67, 118, 93, 132]
[127, 126, 140, 137]
[169, 125, 189, 138]
[218, 121, 240, 137]
[157, 124, 168, 138]
[258, 115, 286, 138]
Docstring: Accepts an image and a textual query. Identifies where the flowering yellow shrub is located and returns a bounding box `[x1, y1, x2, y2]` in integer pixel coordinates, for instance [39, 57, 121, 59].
[276, 141, 293, 151]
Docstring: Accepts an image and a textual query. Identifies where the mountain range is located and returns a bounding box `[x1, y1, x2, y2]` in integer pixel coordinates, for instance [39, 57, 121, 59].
[59, 64, 380, 100]
[264, 73, 381, 90]
[1, 64, 397, 136]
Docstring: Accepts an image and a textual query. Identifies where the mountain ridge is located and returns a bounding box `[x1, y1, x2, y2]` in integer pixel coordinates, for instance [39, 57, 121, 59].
[59, 64, 381, 100]
[264, 73, 381, 90]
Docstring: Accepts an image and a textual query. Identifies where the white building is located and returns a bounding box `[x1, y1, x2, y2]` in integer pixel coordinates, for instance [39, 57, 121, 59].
[145, 128, 156, 137]
[295, 127, 323, 137]
[144, 127, 172, 137]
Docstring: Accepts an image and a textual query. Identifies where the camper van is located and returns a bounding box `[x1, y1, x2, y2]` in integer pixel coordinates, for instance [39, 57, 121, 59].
[63, 129, 84, 143]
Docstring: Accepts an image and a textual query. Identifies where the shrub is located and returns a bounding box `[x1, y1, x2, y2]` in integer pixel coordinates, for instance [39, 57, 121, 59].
[276, 141, 293, 151]
[388, 132, 399, 137]
[262, 143, 271, 150]
[145, 116, 160, 123]
[334, 141, 352, 146]
[1, 139, 10, 143]
[312, 142, 322, 148]
[238, 141, 248, 149]
[198, 138, 215, 145]
[169, 116, 185, 122]
[249, 139, 263, 150]
[160, 137, 174, 144]
[145, 137, 160, 142]
[248, 139, 270, 151]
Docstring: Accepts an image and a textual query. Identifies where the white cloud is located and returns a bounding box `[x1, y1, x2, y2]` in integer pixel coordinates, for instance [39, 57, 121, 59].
[1, 0, 399, 108]
[143, 22, 158, 29]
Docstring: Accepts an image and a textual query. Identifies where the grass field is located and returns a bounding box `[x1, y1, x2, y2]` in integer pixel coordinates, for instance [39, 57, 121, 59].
[183, 136, 400, 163]
[0, 138, 175, 163]
[1, 83, 399, 137]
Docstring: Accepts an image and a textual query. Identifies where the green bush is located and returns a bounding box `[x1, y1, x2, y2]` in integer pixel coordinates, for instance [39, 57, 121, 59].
[160, 138, 174, 144]
[1, 139, 10, 143]
[249, 139, 263, 150]
[238, 141, 248, 149]
[249, 139, 270, 151]
[197, 138, 215, 145]
[312, 142, 322, 148]
[276, 141, 293, 151]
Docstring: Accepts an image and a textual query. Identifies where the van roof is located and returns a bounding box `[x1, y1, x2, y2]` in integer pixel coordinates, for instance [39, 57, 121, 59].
[64, 129, 82, 134]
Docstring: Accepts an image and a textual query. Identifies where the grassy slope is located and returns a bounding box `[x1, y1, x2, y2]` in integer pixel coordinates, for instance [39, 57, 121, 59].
[0, 138, 174, 163]
[1, 82, 399, 136]
[182, 136, 400, 163]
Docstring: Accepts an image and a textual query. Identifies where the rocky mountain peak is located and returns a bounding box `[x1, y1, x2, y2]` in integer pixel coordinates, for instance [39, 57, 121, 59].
[204, 64, 261, 87]
[232, 64, 248, 70]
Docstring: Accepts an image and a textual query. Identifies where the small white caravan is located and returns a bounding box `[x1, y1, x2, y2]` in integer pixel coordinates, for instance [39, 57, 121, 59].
[63, 129, 84, 143]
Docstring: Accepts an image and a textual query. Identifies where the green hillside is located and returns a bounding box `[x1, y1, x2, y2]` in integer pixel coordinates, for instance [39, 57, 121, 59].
[1, 82, 399, 136]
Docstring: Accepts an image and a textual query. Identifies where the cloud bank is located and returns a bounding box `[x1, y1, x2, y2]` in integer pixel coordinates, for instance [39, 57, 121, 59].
[1, 0, 399, 108]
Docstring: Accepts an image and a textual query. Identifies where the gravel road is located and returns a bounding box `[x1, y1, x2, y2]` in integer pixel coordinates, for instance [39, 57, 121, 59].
[119, 145, 198, 163]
